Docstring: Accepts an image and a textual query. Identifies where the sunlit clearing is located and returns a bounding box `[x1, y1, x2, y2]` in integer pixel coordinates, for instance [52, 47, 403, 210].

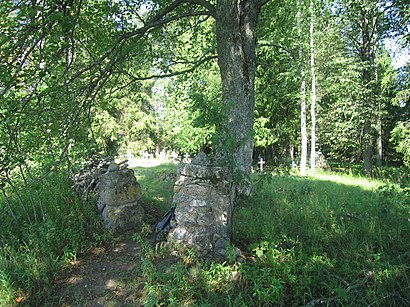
[310, 173, 382, 190]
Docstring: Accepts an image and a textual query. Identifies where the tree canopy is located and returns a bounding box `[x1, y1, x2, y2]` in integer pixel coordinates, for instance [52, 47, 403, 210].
[1, 0, 409, 187]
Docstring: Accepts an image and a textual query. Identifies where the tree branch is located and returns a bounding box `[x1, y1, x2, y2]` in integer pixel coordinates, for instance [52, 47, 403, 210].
[112, 54, 217, 92]
[67, 2, 211, 84]
[186, 0, 216, 16]
[258, 0, 273, 8]
[258, 43, 296, 59]
[120, 11, 212, 41]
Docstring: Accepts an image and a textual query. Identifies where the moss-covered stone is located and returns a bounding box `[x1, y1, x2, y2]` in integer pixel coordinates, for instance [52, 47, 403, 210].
[98, 168, 144, 233]
[99, 169, 141, 205]
[101, 202, 144, 232]
[169, 163, 233, 259]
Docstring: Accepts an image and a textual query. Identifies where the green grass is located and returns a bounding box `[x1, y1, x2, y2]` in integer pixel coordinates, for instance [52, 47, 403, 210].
[132, 163, 178, 220]
[0, 173, 106, 306]
[0, 162, 177, 306]
[234, 171, 410, 305]
[2, 162, 408, 305]
[138, 166, 410, 306]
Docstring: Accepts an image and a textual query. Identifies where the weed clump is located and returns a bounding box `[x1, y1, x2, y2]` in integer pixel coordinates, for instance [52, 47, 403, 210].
[0, 173, 106, 305]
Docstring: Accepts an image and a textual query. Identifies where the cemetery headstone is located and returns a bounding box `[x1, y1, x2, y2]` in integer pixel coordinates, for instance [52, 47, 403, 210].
[142, 151, 149, 160]
[183, 153, 191, 163]
[316, 151, 327, 169]
[159, 150, 167, 161]
[171, 151, 179, 162]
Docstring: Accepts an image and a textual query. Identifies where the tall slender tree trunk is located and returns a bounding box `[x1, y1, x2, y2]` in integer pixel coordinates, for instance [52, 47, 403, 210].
[310, 0, 317, 173]
[363, 121, 373, 173]
[300, 78, 308, 175]
[375, 59, 383, 167]
[376, 113, 382, 166]
[361, 7, 373, 174]
[215, 0, 261, 196]
[297, 0, 307, 176]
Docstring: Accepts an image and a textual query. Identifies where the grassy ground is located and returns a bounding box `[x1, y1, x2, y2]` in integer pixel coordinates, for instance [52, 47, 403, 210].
[1, 163, 409, 306]
[137, 166, 410, 306]
[0, 162, 177, 306]
[0, 173, 106, 306]
[132, 162, 178, 224]
[233, 170, 409, 305]
[133, 162, 177, 209]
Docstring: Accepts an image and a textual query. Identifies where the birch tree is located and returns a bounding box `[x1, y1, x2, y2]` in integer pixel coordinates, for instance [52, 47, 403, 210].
[310, 0, 317, 172]
[297, 0, 308, 175]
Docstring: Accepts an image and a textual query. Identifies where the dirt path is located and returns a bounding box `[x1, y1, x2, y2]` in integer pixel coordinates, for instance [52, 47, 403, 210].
[47, 160, 171, 306]
[48, 234, 145, 307]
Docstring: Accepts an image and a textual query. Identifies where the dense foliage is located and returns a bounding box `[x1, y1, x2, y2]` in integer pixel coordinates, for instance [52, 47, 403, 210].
[1, 0, 408, 175]
[0, 0, 409, 304]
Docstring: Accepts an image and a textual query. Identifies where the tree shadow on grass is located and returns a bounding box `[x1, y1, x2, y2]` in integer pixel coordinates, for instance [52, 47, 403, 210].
[233, 173, 410, 305]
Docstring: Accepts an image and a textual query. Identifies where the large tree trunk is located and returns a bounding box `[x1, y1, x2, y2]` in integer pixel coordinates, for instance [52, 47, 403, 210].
[215, 0, 260, 196]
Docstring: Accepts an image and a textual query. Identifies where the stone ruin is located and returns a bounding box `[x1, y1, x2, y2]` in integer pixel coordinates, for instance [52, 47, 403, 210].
[98, 166, 144, 232]
[72, 156, 144, 233]
[71, 156, 114, 197]
[72, 153, 239, 259]
[168, 152, 236, 259]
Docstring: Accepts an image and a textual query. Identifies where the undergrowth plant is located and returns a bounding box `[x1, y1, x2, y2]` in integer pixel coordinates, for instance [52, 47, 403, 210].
[0, 172, 106, 305]
[136, 165, 410, 306]
[134, 233, 249, 306]
[233, 171, 410, 305]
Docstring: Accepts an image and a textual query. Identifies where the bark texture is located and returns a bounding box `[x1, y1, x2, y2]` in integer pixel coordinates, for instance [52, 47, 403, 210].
[360, 4, 376, 174]
[215, 0, 260, 195]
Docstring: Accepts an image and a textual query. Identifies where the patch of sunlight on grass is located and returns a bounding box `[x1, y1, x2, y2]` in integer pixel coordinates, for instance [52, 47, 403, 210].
[310, 172, 382, 190]
[132, 163, 177, 213]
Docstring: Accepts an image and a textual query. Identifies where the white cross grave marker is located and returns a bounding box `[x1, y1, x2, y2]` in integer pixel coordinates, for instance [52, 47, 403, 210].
[184, 153, 191, 163]
[258, 156, 265, 172]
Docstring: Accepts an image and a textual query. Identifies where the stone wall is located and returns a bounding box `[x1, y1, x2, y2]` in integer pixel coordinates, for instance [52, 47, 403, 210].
[168, 157, 233, 258]
[98, 166, 144, 233]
